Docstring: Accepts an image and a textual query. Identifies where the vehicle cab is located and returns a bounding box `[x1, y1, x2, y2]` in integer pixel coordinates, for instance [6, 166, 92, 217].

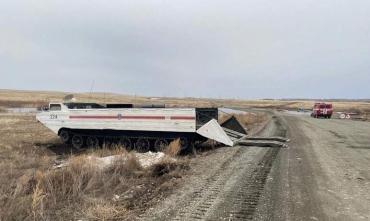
[36, 103, 67, 134]
[312, 102, 333, 118]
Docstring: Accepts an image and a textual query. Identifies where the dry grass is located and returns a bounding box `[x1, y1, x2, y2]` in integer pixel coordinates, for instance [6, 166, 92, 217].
[0, 89, 152, 108]
[0, 89, 368, 219]
[0, 100, 47, 108]
[219, 111, 267, 129]
[1, 89, 369, 114]
[0, 113, 189, 221]
[87, 145, 129, 158]
[164, 138, 181, 157]
[0, 114, 54, 220]
[29, 154, 133, 220]
[150, 158, 189, 178]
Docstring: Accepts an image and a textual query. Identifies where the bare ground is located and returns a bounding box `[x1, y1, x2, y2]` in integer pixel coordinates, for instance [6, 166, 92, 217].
[255, 113, 370, 221]
[139, 111, 370, 221]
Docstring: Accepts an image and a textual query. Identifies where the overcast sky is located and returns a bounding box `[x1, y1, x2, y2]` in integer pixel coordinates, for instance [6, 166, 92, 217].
[1, 0, 369, 99]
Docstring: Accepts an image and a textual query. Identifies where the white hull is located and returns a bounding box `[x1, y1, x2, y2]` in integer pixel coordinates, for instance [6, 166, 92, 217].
[36, 103, 233, 147]
[36, 108, 196, 134]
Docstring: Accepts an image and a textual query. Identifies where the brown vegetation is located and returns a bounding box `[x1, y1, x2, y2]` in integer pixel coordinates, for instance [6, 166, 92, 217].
[24, 152, 188, 220]
[164, 138, 181, 157]
[219, 111, 268, 129]
[0, 113, 189, 220]
[0, 100, 47, 108]
[0, 89, 368, 220]
[86, 144, 129, 158]
[1, 89, 370, 114]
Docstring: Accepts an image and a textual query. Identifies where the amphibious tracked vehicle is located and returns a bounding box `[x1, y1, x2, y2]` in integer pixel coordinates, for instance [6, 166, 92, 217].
[36, 103, 235, 151]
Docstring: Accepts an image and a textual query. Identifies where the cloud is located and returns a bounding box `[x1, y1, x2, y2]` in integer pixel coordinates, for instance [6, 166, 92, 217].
[1, 0, 370, 98]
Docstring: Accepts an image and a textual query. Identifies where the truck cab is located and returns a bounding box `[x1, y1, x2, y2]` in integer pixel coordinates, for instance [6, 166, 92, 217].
[311, 103, 333, 118]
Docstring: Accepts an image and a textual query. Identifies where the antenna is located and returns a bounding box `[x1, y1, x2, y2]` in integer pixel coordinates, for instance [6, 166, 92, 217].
[89, 80, 95, 101]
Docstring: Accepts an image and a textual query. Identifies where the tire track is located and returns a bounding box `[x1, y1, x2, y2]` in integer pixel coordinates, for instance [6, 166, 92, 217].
[171, 147, 254, 220]
[211, 148, 280, 220]
[138, 146, 249, 221]
[140, 114, 286, 221]
[171, 148, 260, 220]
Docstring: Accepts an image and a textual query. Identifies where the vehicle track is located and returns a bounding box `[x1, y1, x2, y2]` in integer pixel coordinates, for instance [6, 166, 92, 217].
[209, 148, 280, 220]
[140, 115, 286, 221]
[171, 147, 261, 220]
[177, 147, 281, 221]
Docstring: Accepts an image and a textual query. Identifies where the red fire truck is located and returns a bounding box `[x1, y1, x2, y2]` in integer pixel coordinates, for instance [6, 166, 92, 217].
[311, 103, 333, 118]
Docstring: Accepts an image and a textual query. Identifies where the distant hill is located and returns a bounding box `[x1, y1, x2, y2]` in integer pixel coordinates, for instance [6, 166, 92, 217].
[0, 89, 369, 113]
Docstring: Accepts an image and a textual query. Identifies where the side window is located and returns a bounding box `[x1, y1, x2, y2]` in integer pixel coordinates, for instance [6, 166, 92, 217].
[50, 104, 61, 111]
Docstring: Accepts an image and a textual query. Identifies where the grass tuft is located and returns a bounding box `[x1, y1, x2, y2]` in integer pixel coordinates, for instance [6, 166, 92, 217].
[219, 112, 267, 128]
[164, 138, 181, 156]
[150, 159, 189, 178]
[0, 148, 188, 220]
[107, 153, 143, 177]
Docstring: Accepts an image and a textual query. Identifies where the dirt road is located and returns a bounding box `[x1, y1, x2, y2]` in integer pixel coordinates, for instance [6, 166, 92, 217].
[140, 112, 370, 221]
[256, 113, 370, 221]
